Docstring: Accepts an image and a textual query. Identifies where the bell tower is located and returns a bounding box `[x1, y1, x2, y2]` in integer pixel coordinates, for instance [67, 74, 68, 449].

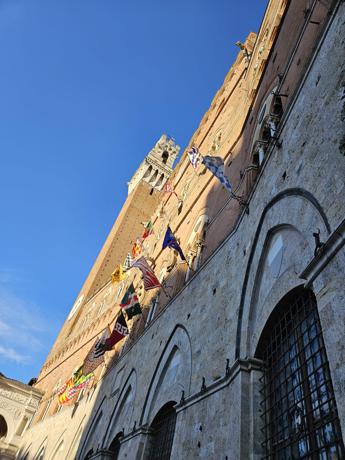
[128, 134, 180, 195]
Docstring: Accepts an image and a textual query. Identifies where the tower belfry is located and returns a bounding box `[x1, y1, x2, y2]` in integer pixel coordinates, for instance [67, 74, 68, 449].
[51, 135, 180, 338]
[128, 134, 180, 195]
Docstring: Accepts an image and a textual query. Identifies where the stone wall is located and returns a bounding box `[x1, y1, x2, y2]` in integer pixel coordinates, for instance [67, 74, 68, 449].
[16, 0, 345, 459]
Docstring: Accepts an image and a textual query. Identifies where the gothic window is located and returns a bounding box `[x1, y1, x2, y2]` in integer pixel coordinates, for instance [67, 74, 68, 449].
[0, 415, 7, 439]
[256, 288, 345, 459]
[148, 402, 177, 460]
[108, 432, 123, 459]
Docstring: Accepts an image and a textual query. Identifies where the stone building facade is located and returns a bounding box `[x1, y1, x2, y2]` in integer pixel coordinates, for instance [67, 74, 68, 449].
[0, 375, 42, 460]
[13, 0, 345, 458]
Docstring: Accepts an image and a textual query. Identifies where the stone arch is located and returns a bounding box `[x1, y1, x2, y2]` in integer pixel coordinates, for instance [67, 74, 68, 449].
[17, 442, 32, 460]
[0, 414, 8, 439]
[236, 188, 331, 359]
[102, 369, 137, 448]
[33, 437, 47, 460]
[140, 325, 192, 426]
[0, 409, 15, 443]
[49, 431, 65, 460]
[77, 398, 106, 460]
[66, 416, 85, 460]
[246, 224, 311, 356]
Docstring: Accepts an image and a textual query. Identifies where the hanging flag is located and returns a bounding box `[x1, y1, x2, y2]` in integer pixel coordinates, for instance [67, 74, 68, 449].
[111, 264, 126, 283]
[58, 371, 93, 404]
[162, 226, 186, 260]
[123, 253, 133, 272]
[142, 221, 154, 239]
[132, 238, 143, 259]
[164, 182, 174, 194]
[132, 256, 161, 291]
[105, 313, 129, 350]
[82, 328, 110, 375]
[202, 156, 232, 193]
[187, 146, 201, 170]
[120, 283, 142, 320]
[57, 367, 83, 404]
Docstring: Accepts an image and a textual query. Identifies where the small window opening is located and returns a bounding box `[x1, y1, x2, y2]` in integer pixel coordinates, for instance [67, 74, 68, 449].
[162, 151, 169, 164]
[272, 95, 283, 117]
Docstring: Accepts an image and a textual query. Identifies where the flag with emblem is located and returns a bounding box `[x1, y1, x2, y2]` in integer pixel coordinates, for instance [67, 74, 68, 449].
[120, 283, 142, 320]
[132, 238, 143, 259]
[187, 146, 201, 170]
[142, 221, 154, 239]
[111, 264, 126, 283]
[82, 328, 110, 375]
[123, 253, 133, 272]
[132, 256, 161, 291]
[105, 313, 129, 350]
[162, 226, 186, 260]
[202, 156, 232, 193]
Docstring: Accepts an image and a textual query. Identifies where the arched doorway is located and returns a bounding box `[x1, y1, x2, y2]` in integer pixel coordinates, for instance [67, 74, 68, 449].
[108, 432, 123, 459]
[147, 401, 177, 460]
[256, 287, 345, 458]
[0, 415, 8, 439]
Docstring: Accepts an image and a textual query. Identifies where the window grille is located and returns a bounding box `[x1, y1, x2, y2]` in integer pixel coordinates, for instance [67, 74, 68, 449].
[258, 289, 345, 459]
[148, 402, 177, 460]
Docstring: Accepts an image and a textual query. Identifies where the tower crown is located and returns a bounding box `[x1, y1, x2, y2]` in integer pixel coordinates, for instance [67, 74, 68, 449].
[128, 134, 180, 195]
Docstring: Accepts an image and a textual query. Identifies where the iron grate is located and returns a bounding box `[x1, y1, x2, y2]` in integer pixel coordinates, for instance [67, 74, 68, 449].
[258, 290, 345, 459]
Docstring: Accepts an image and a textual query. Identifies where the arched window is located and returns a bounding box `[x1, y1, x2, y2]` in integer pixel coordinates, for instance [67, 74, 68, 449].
[147, 402, 177, 460]
[108, 432, 123, 459]
[256, 287, 345, 459]
[0, 415, 8, 439]
[162, 151, 169, 164]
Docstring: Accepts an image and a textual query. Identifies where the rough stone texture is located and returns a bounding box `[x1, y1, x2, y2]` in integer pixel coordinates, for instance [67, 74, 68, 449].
[14, 1, 345, 459]
[0, 375, 42, 460]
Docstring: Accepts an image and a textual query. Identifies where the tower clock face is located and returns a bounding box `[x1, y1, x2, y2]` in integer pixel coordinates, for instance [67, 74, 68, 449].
[68, 294, 84, 320]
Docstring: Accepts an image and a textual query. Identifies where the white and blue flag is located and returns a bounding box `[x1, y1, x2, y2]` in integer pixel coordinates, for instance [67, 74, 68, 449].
[202, 155, 232, 193]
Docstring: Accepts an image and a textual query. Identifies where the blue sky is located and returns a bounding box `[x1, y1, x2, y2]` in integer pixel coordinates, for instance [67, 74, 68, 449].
[0, 0, 267, 383]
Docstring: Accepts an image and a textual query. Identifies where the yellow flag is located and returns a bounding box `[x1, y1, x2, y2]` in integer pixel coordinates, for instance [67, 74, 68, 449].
[111, 265, 125, 283]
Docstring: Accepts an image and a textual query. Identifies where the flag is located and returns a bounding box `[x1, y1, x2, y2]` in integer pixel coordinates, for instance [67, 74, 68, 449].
[120, 283, 142, 320]
[202, 156, 232, 193]
[132, 256, 161, 291]
[58, 367, 83, 404]
[105, 313, 129, 350]
[162, 226, 186, 260]
[187, 146, 201, 170]
[111, 264, 126, 283]
[164, 182, 174, 194]
[142, 221, 154, 239]
[82, 328, 110, 375]
[123, 253, 133, 272]
[132, 238, 143, 259]
[58, 371, 93, 404]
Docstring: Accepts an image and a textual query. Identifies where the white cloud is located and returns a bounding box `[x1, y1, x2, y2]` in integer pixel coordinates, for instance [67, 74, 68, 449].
[0, 270, 52, 367]
[0, 345, 29, 364]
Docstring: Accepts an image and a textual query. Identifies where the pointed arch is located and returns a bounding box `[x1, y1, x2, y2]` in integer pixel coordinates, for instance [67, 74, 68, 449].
[140, 325, 192, 426]
[235, 187, 331, 359]
[102, 369, 137, 448]
[77, 397, 106, 460]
